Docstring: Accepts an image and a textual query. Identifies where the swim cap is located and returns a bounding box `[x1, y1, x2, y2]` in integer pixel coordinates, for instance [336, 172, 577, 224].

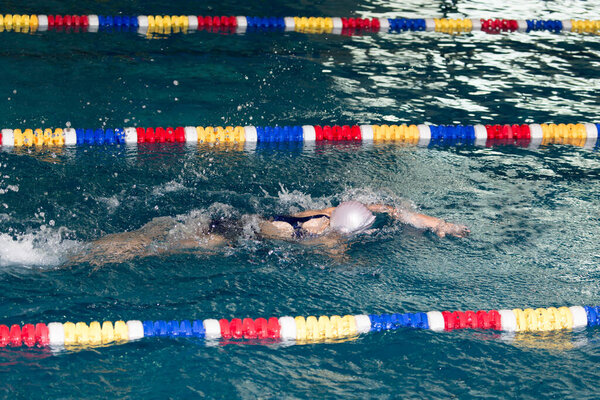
[329, 201, 376, 234]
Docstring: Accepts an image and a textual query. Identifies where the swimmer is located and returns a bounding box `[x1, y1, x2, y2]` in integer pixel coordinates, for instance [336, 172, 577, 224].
[69, 200, 469, 267]
[260, 201, 468, 239]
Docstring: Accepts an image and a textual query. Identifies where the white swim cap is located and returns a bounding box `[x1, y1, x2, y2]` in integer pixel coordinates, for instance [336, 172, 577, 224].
[329, 201, 376, 234]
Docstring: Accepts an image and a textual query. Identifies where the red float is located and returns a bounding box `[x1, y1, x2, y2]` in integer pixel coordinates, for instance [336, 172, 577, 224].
[476, 310, 491, 329]
[219, 319, 231, 339]
[230, 318, 243, 339]
[452, 311, 467, 329]
[0, 325, 9, 347]
[175, 127, 186, 142]
[254, 318, 268, 339]
[267, 317, 281, 339]
[341, 125, 351, 140]
[323, 125, 333, 141]
[502, 124, 513, 139]
[242, 318, 257, 339]
[511, 124, 521, 139]
[465, 310, 477, 329]
[10, 324, 22, 347]
[351, 125, 362, 140]
[166, 127, 175, 142]
[314, 125, 323, 141]
[520, 124, 531, 139]
[145, 127, 155, 143]
[371, 18, 380, 31]
[22, 324, 36, 347]
[156, 127, 166, 143]
[35, 323, 49, 346]
[332, 125, 343, 140]
[136, 127, 145, 143]
[442, 311, 454, 330]
[488, 310, 501, 330]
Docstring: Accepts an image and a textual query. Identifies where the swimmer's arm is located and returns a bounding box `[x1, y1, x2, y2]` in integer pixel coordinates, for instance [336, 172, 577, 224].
[290, 207, 337, 218]
[366, 204, 470, 238]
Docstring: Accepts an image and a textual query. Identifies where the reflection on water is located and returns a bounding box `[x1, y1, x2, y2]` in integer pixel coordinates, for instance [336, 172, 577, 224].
[0, 1, 599, 129]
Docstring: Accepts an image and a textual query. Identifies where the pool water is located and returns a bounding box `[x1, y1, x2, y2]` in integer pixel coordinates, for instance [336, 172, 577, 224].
[2, 0, 600, 398]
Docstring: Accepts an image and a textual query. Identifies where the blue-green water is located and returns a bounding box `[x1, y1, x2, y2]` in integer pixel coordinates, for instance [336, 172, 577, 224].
[2, 0, 600, 398]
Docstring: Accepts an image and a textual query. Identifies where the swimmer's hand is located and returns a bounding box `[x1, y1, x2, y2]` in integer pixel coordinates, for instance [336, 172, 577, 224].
[433, 221, 470, 238]
[376, 206, 469, 238]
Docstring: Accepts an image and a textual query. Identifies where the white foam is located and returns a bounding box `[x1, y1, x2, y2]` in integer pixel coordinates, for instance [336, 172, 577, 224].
[0, 185, 18, 195]
[277, 185, 332, 211]
[96, 196, 120, 213]
[0, 227, 80, 268]
[152, 180, 186, 196]
[338, 187, 415, 212]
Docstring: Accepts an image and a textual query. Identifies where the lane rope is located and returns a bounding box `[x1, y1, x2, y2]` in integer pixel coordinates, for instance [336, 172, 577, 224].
[1, 123, 597, 149]
[0, 305, 596, 348]
[0, 14, 598, 36]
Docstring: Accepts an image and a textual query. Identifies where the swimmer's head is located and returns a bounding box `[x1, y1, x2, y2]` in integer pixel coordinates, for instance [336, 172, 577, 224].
[329, 201, 376, 235]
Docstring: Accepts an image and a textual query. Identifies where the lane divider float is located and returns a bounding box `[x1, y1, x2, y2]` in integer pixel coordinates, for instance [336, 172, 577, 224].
[1, 123, 598, 149]
[0, 14, 599, 36]
[0, 305, 598, 348]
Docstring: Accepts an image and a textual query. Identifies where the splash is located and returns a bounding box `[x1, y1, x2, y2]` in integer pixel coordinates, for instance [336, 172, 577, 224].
[0, 184, 19, 195]
[276, 184, 332, 213]
[275, 185, 414, 213]
[152, 180, 186, 196]
[0, 227, 80, 268]
[96, 195, 121, 214]
[339, 187, 416, 212]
